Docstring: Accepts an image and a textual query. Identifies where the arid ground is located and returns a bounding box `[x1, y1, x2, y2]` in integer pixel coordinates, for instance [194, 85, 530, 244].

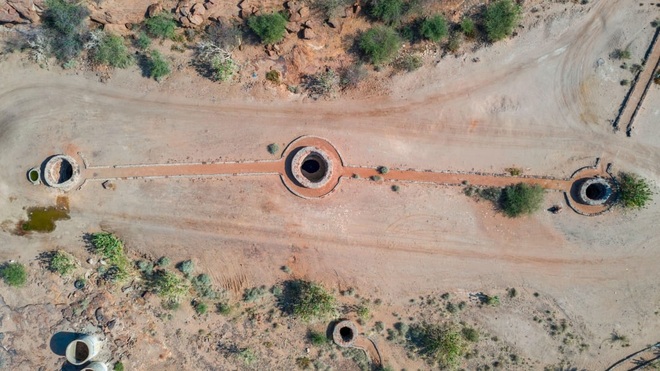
[0, 0, 659, 370]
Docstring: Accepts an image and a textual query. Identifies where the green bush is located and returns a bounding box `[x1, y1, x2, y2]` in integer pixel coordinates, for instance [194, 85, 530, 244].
[357, 304, 370, 320]
[408, 323, 468, 368]
[135, 31, 151, 50]
[92, 33, 132, 68]
[484, 0, 522, 42]
[396, 54, 422, 72]
[420, 15, 448, 42]
[90, 232, 130, 282]
[43, 0, 89, 61]
[194, 301, 208, 315]
[113, 362, 124, 371]
[462, 327, 479, 342]
[617, 173, 652, 209]
[216, 301, 232, 315]
[280, 280, 337, 321]
[247, 13, 287, 44]
[145, 13, 177, 39]
[500, 183, 544, 217]
[1, 262, 27, 287]
[150, 269, 188, 301]
[177, 259, 194, 276]
[613, 48, 631, 60]
[210, 56, 237, 82]
[485, 295, 500, 306]
[370, 0, 404, 25]
[447, 33, 462, 53]
[243, 285, 268, 302]
[156, 256, 171, 267]
[308, 330, 328, 346]
[359, 26, 401, 65]
[48, 250, 76, 276]
[267, 143, 280, 154]
[460, 18, 476, 38]
[147, 50, 171, 81]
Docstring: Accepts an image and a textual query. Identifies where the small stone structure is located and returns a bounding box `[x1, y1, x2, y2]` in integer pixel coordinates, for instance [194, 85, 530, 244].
[578, 177, 612, 205]
[27, 167, 41, 185]
[333, 320, 358, 348]
[42, 155, 80, 190]
[65, 335, 100, 365]
[290, 146, 333, 189]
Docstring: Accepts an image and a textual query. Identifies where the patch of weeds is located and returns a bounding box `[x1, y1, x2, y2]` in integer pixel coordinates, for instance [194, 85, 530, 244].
[304, 68, 339, 99]
[194, 301, 208, 315]
[616, 172, 653, 209]
[396, 54, 423, 72]
[485, 295, 500, 306]
[441, 292, 450, 300]
[237, 348, 257, 365]
[136, 260, 154, 276]
[243, 285, 268, 302]
[378, 166, 390, 174]
[446, 302, 458, 314]
[370, 175, 383, 181]
[134, 31, 151, 50]
[216, 301, 232, 315]
[48, 250, 76, 276]
[279, 279, 337, 321]
[357, 304, 370, 320]
[150, 269, 189, 303]
[462, 327, 479, 342]
[508, 288, 517, 298]
[0, 262, 27, 287]
[620, 79, 629, 86]
[375, 321, 385, 332]
[342, 347, 370, 371]
[391, 184, 400, 192]
[308, 330, 328, 346]
[407, 323, 469, 368]
[266, 69, 281, 83]
[156, 256, 171, 267]
[461, 17, 476, 38]
[145, 13, 177, 39]
[281, 265, 292, 273]
[113, 362, 124, 371]
[506, 167, 522, 176]
[267, 143, 280, 155]
[90, 232, 131, 282]
[296, 356, 312, 369]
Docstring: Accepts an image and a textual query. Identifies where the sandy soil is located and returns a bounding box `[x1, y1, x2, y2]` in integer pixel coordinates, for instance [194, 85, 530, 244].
[0, 0, 659, 370]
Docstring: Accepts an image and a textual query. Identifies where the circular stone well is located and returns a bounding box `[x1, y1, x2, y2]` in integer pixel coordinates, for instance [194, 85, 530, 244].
[43, 155, 80, 190]
[291, 146, 333, 189]
[578, 177, 612, 205]
[332, 320, 358, 348]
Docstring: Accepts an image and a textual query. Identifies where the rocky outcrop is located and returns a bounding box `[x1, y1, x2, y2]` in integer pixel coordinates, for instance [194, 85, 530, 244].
[0, 0, 43, 25]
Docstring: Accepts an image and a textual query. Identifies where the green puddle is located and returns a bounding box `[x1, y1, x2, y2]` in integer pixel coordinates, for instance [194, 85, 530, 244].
[21, 206, 70, 233]
[28, 170, 39, 182]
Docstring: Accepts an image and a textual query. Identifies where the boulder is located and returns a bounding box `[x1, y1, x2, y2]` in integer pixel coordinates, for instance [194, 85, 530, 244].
[327, 17, 343, 28]
[90, 11, 114, 24]
[285, 21, 300, 33]
[191, 2, 204, 15]
[188, 14, 203, 25]
[298, 5, 309, 18]
[0, 4, 25, 24]
[103, 23, 129, 34]
[303, 27, 315, 40]
[6, 0, 39, 23]
[146, 3, 162, 18]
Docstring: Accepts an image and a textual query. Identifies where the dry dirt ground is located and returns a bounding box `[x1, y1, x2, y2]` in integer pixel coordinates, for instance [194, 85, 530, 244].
[1, 0, 660, 370]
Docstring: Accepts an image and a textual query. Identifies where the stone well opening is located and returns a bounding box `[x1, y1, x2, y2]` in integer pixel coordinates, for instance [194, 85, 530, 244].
[300, 154, 328, 183]
[339, 326, 354, 343]
[42, 155, 80, 190]
[577, 177, 612, 206]
[290, 146, 334, 189]
[332, 320, 358, 347]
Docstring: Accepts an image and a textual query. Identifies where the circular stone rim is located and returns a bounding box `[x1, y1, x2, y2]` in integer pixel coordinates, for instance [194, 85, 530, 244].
[290, 146, 334, 189]
[332, 320, 358, 348]
[578, 177, 612, 206]
[27, 167, 41, 185]
[43, 154, 80, 190]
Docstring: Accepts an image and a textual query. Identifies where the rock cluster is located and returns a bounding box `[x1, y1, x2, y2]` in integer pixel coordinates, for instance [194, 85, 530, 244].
[0, 0, 43, 25]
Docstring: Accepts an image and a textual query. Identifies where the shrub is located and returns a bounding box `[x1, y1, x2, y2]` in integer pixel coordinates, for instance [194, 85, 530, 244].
[378, 166, 389, 174]
[147, 50, 171, 81]
[177, 259, 194, 276]
[192, 273, 218, 299]
[281, 265, 292, 273]
[408, 323, 468, 368]
[43, 0, 89, 61]
[485, 295, 500, 306]
[266, 69, 281, 83]
[371, 175, 383, 181]
[150, 269, 188, 301]
[392, 184, 400, 192]
[216, 301, 232, 315]
[460, 17, 476, 38]
[296, 357, 312, 369]
[145, 13, 177, 39]
[359, 26, 401, 65]
[396, 54, 422, 72]
[500, 183, 544, 217]
[205, 20, 243, 49]
[90, 232, 130, 282]
[309, 330, 328, 346]
[508, 287, 517, 298]
[620, 79, 629, 86]
[462, 327, 479, 342]
[1, 262, 27, 287]
[357, 304, 370, 320]
[156, 256, 171, 267]
[243, 285, 268, 302]
[135, 31, 151, 50]
[267, 143, 280, 155]
[247, 13, 287, 44]
[136, 260, 154, 275]
[339, 63, 368, 89]
[630, 63, 643, 74]
[420, 15, 448, 42]
[613, 48, 631, 60]
[195, 41, 237, 82]
[484, 0, 522, 42]
[238, 348, 257, 365]
[113, 362, 124, 371]
[446, 33, 462, 53]
[304, 69, 339, 99]
[91, 32, 132, 68]
[370, 0, 404, 25]
[194, 301, 208, 315]
[280, 279, 337, 321]
[48, 250, 76, 276]
[617, 173, 653, 209]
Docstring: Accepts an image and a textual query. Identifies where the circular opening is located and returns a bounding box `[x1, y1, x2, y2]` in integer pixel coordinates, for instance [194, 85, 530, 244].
[585, 183, 607, 200]
[29, 169, 39, 182]
[339, 326, 354, 342]
[50, 159, 73, 184]
[74, 341, 90, 362]
[300, 154, 328, 183]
